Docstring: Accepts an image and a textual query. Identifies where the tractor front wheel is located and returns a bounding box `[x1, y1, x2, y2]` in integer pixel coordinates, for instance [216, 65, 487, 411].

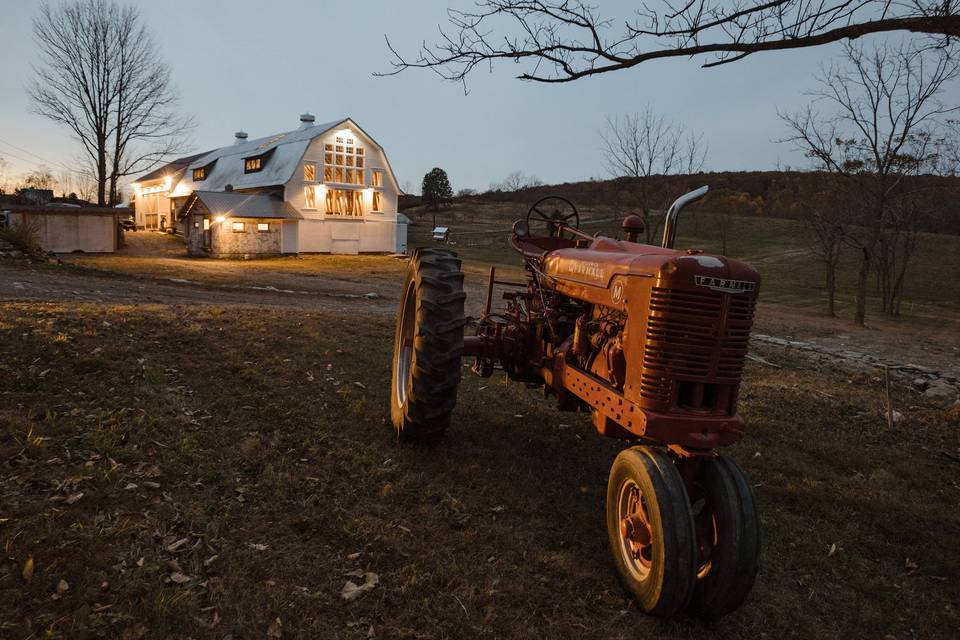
[687, 455, 760, 619]
[606, 446, 698, 617]
[390, 248, 466, 440]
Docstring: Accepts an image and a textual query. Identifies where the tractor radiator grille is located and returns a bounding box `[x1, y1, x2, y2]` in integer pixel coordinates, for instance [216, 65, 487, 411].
[640, 287, 756, 405]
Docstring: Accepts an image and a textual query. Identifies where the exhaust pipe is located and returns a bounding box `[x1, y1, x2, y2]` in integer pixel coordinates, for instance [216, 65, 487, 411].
[661, 185, 709, 249]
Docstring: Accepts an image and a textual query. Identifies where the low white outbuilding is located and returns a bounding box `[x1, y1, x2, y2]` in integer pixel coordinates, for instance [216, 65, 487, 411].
[1, 206, 124, 253]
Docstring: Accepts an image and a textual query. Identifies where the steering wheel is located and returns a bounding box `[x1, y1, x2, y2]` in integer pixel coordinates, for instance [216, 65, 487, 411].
[526, 196, 579, 238]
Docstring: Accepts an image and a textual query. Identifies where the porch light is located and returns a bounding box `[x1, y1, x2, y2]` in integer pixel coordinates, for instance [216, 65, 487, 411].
[215, 215, 226, 223]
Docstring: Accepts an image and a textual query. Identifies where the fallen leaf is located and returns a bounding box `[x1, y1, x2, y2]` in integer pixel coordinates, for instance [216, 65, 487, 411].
[343, 569, 365, 578]
[828, 543, 837, 557]
[57, 578, 69, 594]
[169, 572, 192, 584]
[66, 492, 84, 504]
[142, 481, 161, 489]
[22, 556, 34, 582]
[248, 543, 269, 551]
[341, 572, 379, 601]
[346, 552, 361, 560]
[266, 617, 283, 638]
[203, 554, 219, 567]
[166, 537, 190, 552]
[124, 483, 139, 490]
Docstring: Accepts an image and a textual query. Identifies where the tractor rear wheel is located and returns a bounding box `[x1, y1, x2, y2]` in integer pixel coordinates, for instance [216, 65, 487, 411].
[606, 446, 698, 617]
[687, 455, 760, 619]
[390, 248, 466, 441]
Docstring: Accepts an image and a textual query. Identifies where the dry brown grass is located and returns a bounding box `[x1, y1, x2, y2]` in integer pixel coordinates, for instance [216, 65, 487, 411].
[1, 299, 958, 639]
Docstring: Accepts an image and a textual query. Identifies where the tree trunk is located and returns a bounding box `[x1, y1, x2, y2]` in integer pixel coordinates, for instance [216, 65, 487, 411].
[853, 247, 870, 326]
[825, 261, 837, 317]
[96, 140, 108, 206]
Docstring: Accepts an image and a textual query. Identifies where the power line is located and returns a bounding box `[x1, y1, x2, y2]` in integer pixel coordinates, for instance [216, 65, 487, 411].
[0, 137, 85, 176]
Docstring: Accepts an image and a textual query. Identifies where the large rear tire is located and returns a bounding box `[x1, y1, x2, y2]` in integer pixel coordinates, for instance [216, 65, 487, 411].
[606, 446, 698, 617]
[687, 455, 760, 619]
[390, 248, 466, 440]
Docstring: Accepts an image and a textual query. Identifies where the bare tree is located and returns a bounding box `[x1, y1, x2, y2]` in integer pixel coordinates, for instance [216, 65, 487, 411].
[601, 108, 707, 243]
[780, 40, 958, 325]
[0, 156, 10, 195]
[18, 167, 56, 191]
[382, 1, 959, 85]
[29, 0, 192, 206]
[493, 171, 544, 191]
[802, 183, 852, 317]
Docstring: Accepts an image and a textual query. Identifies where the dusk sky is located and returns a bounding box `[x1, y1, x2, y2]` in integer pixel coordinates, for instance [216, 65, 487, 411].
[1, 1, 955, 194]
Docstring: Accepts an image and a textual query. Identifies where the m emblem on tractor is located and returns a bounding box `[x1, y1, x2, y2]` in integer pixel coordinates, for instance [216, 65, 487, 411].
[390, 188, 761, 618]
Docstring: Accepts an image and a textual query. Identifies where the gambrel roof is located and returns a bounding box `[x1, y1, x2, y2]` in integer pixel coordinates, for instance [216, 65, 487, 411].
[134, 117, 401, 194]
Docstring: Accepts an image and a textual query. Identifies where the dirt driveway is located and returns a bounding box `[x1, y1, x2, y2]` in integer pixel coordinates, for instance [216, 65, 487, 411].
[3, 231, 957, 382]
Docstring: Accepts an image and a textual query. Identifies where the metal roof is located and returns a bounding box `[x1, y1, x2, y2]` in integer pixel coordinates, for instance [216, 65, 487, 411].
[134, 117, 402, 196]
[175, 118, 347, 192]
[134, 151, 216, 183]
[186, 191, 303, 220]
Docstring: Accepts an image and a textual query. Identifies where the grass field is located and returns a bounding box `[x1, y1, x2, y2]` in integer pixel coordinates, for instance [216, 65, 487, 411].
[404, 202, 960, 336]
[2, 297, 958, 639]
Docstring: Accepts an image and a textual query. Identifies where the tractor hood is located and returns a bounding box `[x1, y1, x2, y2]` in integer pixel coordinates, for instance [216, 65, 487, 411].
[541, 236, 760, 292]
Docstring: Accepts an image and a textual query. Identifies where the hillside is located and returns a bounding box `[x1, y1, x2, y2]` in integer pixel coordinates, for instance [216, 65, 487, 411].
[401, 170, 960, 235]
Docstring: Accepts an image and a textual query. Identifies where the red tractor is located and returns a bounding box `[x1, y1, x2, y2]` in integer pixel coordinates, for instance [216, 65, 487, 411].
[390, 187, 760, 618]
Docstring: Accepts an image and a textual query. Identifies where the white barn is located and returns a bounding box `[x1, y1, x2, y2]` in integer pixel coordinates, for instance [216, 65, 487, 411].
[131, 114, 407, 256]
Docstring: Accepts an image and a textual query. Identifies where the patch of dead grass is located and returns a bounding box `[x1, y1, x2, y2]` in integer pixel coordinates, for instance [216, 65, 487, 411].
[0, 300, 957, 639]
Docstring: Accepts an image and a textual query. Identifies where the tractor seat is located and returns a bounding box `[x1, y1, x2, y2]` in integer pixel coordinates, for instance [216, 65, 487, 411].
[509, 233, 578, 259]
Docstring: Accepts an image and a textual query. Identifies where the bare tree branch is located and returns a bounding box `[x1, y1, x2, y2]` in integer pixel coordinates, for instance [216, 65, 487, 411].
[380, 1, 960, 85]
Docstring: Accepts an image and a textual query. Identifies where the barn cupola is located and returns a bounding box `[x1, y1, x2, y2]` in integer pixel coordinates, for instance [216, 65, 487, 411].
[298, 113, 315, 130]
[234, 131, 248, 144]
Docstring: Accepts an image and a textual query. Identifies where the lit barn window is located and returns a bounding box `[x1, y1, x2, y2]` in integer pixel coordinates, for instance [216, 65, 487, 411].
[371, 170, 382, 187]
[257, 223, 269, 232]
[244, 157, 263, 173]
[202, 218, 210, 230]
[304, 186, 316, 209]
[324, 136, 365, 185]
[232, 221, 245, 232]
[372, 191, 382, 212]
[303, 163, 316, 182]
[324, 188, 363, 217]
[193, 167, 206, 181]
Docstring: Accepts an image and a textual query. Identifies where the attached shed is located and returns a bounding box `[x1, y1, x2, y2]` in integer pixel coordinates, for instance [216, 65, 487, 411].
[1, 205, 125, 253]
[180, 191, 302, 258]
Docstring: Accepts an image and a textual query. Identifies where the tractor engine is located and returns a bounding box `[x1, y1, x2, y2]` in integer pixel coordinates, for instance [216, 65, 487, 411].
[571, 307, 627, 391]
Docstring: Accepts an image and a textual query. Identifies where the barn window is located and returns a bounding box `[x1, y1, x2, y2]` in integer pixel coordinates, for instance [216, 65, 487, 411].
[371, 170, 382, 187]
[193, 167, 206, 181]
[257, 223, 270, 232]
[372, 191, 382, 212]
[325, 189, 363, 217]
[324, 137, 365, 185]
[203, 218, 210, 230]
[244, 156, 263, 173]
[304, 186, 316, 209]
[232, 221, 245, 232]
[303, 162, 316, 182]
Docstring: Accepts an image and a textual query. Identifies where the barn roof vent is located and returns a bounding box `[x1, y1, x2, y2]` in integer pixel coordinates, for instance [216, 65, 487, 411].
[298, 113, 315, 129]
[234, 131, 248, 144]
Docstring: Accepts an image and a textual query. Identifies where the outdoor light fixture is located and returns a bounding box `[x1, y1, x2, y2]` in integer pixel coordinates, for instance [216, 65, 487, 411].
[215, 215, 226, 223]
